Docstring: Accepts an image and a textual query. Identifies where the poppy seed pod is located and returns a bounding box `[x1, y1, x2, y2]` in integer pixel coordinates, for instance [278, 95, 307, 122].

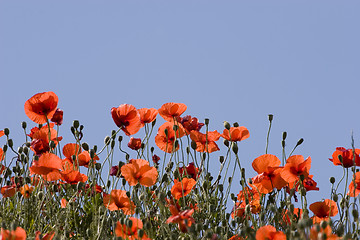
[329, 177, 335, 184]
[224, 121, 230, 130]
[204, 118, 209, 125]
[282, 131, 287, 140]
[223, 139, 229, 147]
[268, 114, 273, 122]
[4, 128, 9, 136]
[73, 120, 80, 129]
[297, 138, 304, 146]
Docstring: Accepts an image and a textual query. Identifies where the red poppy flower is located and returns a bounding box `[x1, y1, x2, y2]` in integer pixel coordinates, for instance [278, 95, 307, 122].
[255, 225, 286, 240]
[281, 155, 311, 187]
[29, 124, 63, 155]
[50, 108, 63, 125]
[190, 130, 221, 153]
[115, 217, 150, 240]
[1, 227, 27, 240]
[221, 126, 250, 142]
[180, 115, 204, 134]
[29, 152, 63, 180]
[166, 206, 195, 233]
[1, 185, 17, 198]
[309, 199, 338, 223]
[138, 108, 158, 127]
[111, 104, 142, 136]
[348, 171, 360, 197]
[103, 189, 136, 214]
[121, 159, 158, 187]
[301, 175, 319, 192]
[0, 130, 4, 138]
[329, 147, 360, 168]
[251, 154, 287, 194]
[128, 137, 142, 150]
[20, 184, 34, 198]
[62, 143, 98, 168]
[178, 162, 199, 180]
[158, 102, 187, 122]
[0, 148, 3, 161]
[24, 91, 59, 124]
[171, 178, 196, 200]
[155, 122, 186, 153]
[61, 169, 88, 185]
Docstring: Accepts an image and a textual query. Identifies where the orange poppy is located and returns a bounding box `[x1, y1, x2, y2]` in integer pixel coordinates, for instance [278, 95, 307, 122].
[1, 227, 27, 240]
[61, 198, 68, 208]
[310, 225, 340, 240]
[24, 91, 59, 124]
[282, 208, 303, 225]
[301, 175, 319, 192]
[228, 235, 243, 240]
[158, 102, 187, 122]
[221, 126, 250, 142]
[166, 206, 195, 233]
[190, 130, 221, 153]
[29, 124, 62, 155]
[180, 115, 204, 134]
[103, 189, 135, 215]
[127, 137, 142, 150]
[121, 159, 158, 187]
[0, 130, 4, 138]
[29, 152, 63, 180]
[309, 199, 338, 223]
[255, 225, 286, 240]
[19, 184, 34, 198]
[329, 147, 360, 168]
[35, 231, 55, 240]
[281, 155, 311, 187]
[111, 104, 142, 136]
[61, 169, 88, 185]
[115, 217, 150, 240]
[1, 185, 17, 198]
[138, 108, 158, 127]
[171, 178, 196, 200]
[62, 143, 98, 168]
[178, 162, 199, 181]
[348, 171, 360, 197]
[237, 185, 260, 203]
[0, 148, 3, 161]
[251, 154, 287, 194]
[155, 122, 186, 153]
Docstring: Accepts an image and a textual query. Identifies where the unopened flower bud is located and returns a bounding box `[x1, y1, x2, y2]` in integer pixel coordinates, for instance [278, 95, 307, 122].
[219, 156, 224, 163]
[7, 139, 13, 148]
[4, 128, 9, 136]
[95, 163, 101, 171]
[21, 122, 27, 129]
[268, 114, 273, 122]
[224, 121, 230, 130]
[296, 138, 304, 146]
[282, 132, 287, 140]
[191, 141, 197, 150]
[82, 143, 89, 151]
[329, 177, 335, 184]
[233, 122, 239, 127]
[223, 139, 229, 147]
[73, 120, 80, 129]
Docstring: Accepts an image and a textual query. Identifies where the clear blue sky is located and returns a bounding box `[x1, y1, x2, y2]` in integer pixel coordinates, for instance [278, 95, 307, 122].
[1, 1, 360, 208]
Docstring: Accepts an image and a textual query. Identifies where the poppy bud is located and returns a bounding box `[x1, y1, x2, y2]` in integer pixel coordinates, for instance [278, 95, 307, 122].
[268, 114, 273, 122]
[224, 121, 230, 130]
[95, 163, 101, 171]
[104, 136, 110, 145]
[164, 128, 168, 136]
[111, 130, 116, 139]
[204, 118, 209, 125]
[122, 178, 126, 186]
[218, 184, 223, 192]
[219, 156, 224, 163]
[111, 140, 115, 149]
[21, 121, 27, 129]
[93, 145, 97, 152]
[161, 174, 168, 183]
[4, 128, 9, 136]
[70, 126, 75, 135]
[37, 191, 44, 200]
[296, 138, 304, 146]
[336, 224, 344, 236]
[7, 139, 13, 148]
[353, 209, 359, 220]
[17, 147, 23, 154]
[2, 145, 7, 152]
[223, 139, 229, 147]
[282, 140, 285, 148]
[73, 120, 80, 129]
[232, 143, 238, 154]
[23, 146, 29, 155]
[151, 118, 157, 127]
[191, 140, 197, 150]
[282, 131, 287, 140]
[118, 136, 123, 142]
[228, 177, 232, 184]
[90, 149, 95, 159]
[49, 141, 56, 149]
[233, 122, 239, 127]
[329, 177, 335, 184]
[137, 229, 144, 238]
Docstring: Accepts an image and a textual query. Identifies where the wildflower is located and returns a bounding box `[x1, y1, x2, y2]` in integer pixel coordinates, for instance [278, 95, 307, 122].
[255, 225, 286, 240]
[109, 165, 121, 177]
[158, 102, 187, 122]
[329, 147, 360, 168]
[138, 108, 158, 127]
[103, 189, 135, 215]
[111, 104, 142, 136]
[50, 108, 63, 125]
[301, 175, 319, 192]
[19, 184, 34, 198]
[127, 137, 142, 150]
[29, 124, 62, 155]
[155, 122, 185, 153]
[61, 198, 68, 208]
[0, 130, 4, 138]
[61, 169, 88, 184]
[178, 162, 199, 180]
[30, 152, 63, 181]
[171, 178, 196, 200]
[62, 143, 98, 168]
[309, 199, 338, 223]
[180, 115, 204, 134]
[1, 185, 17, 198]
[115, 217, 150, 240]
[251, 154, 287, 194]
[309, 225, 340, 240]
[1, 227, 27, 240]
[24, 91, 59, 124]
[121, 159, 158, 187]
[190, 130, 221, 153]
[152, 154, 160, 165]
[347, 171, 360, 197]
[166, 206, 195, 233]
[221, 126, 250, 142]
[281, 155, 311, 187]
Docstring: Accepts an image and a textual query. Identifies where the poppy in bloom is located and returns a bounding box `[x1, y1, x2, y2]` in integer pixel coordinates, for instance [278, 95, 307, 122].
[166, 206, 195, 233]
[221, 126, 250, 142]
[1, 185, 17, 198]
[111, 104, 142, 136]
[158, 102, 187, 122]
[1, 227, 27, 240]
[0, 130, 4, 138]
[138, 108, 158, 127]
[128, 137, 142, 150]
[62, 143, 98, 168]
[329, 147, 360, 168]
[61, 169, 88, 185]
[309, 199, 338, 223]
[155, 122, 186, 153]
[0, 147, 3, 161]
[178, 162, 199, 180]
[281, 155, 312, 187]
[310, 225, 340, 240]
[255, 225, 286, 240]
[50, 108, 63, 125]
[190, 130, 221, 153]
[30, 152, 63, 180]
[103, 189, 135, 215]
[282, 208, 303, 225]
[251, 154, 287, 194]
[109, 165, 121, 177]
[115, 217, 150, 240]
[19, 184, 34, 198]
[29, 124, 62, 155]
[152, 154, 160, 165]
[61, 198, 68, 208]
[180, 115, 204, 134]
[24, 91, 59, 124]
[121, 159, 158, 187]
[171, 177, 196, 200]
[347, 171, 360, 197]
[301, 175, 319, 192]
